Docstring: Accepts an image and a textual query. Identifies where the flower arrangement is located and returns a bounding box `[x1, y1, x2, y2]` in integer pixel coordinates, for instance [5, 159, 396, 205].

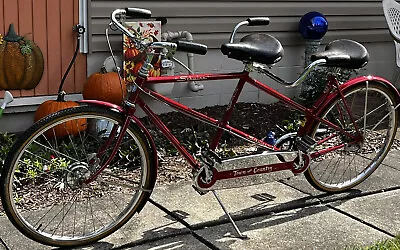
[123, 21, 161, 84]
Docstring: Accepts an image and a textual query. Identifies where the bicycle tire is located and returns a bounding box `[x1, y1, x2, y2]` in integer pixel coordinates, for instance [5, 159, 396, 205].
[304, 80, 399, 193]
[0, 105, 157, 247]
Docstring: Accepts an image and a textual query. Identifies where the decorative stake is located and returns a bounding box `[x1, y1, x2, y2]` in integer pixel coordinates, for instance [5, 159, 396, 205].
[298, 12, 328, 104]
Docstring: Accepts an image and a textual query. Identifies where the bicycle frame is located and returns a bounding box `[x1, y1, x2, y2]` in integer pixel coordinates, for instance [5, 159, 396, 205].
[82, 68, 395, 185]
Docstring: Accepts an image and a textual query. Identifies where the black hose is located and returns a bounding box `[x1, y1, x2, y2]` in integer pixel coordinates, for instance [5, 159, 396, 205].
[57, 34, 81, 94]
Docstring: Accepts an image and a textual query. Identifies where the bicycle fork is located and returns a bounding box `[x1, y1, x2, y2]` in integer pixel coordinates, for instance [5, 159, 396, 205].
[85, 115, 134, 184]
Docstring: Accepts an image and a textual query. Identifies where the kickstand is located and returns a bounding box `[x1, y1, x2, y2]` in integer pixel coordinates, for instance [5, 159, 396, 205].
[212, 190, 248, 239]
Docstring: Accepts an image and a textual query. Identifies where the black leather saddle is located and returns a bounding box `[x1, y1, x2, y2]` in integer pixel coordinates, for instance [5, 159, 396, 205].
[311, 39, 369, 69]
[221, 33, 284, 65]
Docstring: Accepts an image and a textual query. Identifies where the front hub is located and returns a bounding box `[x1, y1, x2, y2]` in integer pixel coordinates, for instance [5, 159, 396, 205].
[65, 162, 91, 189]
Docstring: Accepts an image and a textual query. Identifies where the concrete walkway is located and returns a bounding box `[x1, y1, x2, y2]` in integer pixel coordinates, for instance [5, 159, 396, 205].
[1, 150, 400, 249]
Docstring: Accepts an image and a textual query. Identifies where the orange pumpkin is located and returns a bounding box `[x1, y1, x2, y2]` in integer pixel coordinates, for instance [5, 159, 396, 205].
[35, 92, 87, 138]
[83, 69, 127, 105]
[0, 24, 44, 90]
[124, 47, 139, 61]
[149, 68, 160, 77]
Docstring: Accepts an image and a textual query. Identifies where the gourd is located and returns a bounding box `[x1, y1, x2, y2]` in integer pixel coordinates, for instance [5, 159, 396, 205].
[149, 68, 160, 77]
[82, 68, 127, 105]
[0, 24, 44, 90]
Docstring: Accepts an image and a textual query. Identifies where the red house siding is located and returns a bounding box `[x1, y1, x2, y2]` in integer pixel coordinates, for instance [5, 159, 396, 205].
[0, 0, 87, 98]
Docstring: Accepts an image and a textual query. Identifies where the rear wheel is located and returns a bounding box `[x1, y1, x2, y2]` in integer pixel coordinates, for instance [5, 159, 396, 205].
[305, 81, 399, 192]
[0, 106, 156, 247]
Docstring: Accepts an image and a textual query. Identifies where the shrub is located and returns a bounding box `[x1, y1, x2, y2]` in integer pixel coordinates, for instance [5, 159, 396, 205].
[0, 133, 15, 172]
[299, 67, 357, 107]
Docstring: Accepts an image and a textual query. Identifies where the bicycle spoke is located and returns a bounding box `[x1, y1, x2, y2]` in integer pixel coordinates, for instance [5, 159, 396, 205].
[52, 193, 78, 237]
[76, 122, 89, 160]
[62, 126, 81, 162]
[32, 139, 80, 163]
[83, 198, 88, 236]
[22, 150, 53, 165]
[89, 196, 96, 233]
[363, 81, 369, 133]
[101, 170, 142, 190]
[73, 202, 77, 238]
[355, 101, 388, 125]
[41, 131, 62, 160]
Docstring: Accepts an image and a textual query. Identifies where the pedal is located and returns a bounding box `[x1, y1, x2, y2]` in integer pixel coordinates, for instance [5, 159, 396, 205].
[200, 149, 221, 166]
[206, 150, 222, 164]
[296, 135, 316, 153]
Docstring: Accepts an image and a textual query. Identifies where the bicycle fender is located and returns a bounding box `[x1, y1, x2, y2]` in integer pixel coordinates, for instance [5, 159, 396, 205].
[324, 75, 400, 112]
[304, 75, 400, 134]
[340, 75, 399, 99]
[78, 99, 125, 112]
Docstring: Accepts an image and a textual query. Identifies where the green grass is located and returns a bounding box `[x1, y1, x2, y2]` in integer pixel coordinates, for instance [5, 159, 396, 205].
[349, 236, 400, 250]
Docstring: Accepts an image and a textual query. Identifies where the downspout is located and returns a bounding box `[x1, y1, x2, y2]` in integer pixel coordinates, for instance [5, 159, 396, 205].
[79, 0, 89, 53]
[161, 31, 204, 92]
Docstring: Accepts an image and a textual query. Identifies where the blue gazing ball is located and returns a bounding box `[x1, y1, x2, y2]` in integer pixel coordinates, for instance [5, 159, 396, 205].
[299, 12, 328, 40]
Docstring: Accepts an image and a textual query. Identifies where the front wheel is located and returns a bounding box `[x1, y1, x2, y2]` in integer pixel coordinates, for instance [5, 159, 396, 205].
[0, 105, 157, 247]
[305, 80, 399, 192]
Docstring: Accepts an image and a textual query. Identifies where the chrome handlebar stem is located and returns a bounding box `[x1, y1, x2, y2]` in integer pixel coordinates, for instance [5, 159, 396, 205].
[229, 21, 249, 43]
[111, 9, 135, 39]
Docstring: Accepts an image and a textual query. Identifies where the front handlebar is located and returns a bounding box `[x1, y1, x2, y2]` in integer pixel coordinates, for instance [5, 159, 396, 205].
[111, 9, 135, 39]
[111, 8, 208, 55]
[124, 8, 151, 19]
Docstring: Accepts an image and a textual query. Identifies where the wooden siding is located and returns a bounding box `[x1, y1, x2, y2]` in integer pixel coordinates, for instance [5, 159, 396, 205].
[0, 0, 87, 98]
[88, 0, 391, 53]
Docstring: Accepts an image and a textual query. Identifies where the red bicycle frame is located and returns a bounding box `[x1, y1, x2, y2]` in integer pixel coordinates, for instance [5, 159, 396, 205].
[83, 69, 396, 184]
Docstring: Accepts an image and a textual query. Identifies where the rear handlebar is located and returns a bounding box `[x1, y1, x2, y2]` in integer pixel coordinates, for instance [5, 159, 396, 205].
[229, 17, 270, 43]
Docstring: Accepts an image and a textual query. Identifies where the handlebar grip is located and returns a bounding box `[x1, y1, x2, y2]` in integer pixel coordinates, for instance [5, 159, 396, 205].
[311, 53, 351, 66]
[125, 8, 152, 19]
[246, 17, 270, 26]
[176, 41, 208, 55]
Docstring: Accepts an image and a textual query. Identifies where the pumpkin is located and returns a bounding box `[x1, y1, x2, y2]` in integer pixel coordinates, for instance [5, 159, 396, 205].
[124, 47, 140, 61]
[82, 69, 127, 105]
[0, 24, 44, 90]
[34, 92, 87, 139]
[149, 68, 160, 77]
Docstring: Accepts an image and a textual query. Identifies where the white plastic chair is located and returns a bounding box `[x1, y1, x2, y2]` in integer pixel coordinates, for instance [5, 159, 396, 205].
[383, 0, 400, 69]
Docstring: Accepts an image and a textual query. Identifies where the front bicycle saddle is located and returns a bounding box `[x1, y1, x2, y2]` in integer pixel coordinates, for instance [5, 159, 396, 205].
[221, 33, 284, 65]
[311, 39, 369, 69]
